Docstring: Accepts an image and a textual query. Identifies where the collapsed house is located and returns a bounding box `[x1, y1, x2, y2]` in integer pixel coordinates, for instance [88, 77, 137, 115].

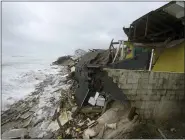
[74, 1, 185, 121]
[108, 1, 185, 120]
[123, 1, 184, 73]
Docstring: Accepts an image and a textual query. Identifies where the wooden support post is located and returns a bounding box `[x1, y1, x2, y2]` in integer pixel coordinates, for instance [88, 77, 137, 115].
[145, 15, 149, 37]
[149, 49, 154, 71]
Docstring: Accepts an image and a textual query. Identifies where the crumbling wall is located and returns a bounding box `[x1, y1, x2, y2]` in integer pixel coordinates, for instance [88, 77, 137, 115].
[104, 68, 185, 120]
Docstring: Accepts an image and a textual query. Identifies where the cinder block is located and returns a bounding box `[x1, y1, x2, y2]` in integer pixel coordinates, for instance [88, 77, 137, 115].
[148, 78, 157, 84]
[147, 84, 153, 89]
[151, 83, 158, 89]
[140, 101, 156, 109]
[127, 71, 134, 78]
[114, 71, 121, 77]
[167, 90, 176, 96]
[156, 90, 166, 96]
[122, 84, 133, 89]
[175, 90, 185, 96]
[127, 78, 139, 84]
[153, 72, 161, 78]
[122, 89, 129, 95]
[120, 71, 128, 77]
[163, 79, 169, 89]
[141, 79, 149, 84]
[118, 77, 127, 85]
[175, 94, 179, 100]
[147, 89, 155, 95]
[150, 95, 161, 101]
[158, 78, 164, 84]
[150, 89, 158, 96]
[128, 89, 137, 95]
[140, 95, 150, 101]
[137, 89, 148, 95]
[120, 74, 127, 79]
[178, 94, 185, 100]
[134, 101, 143, 107]
[161, 96, 168, 101]
[110, 72, 116, 77]
[138, 83, 150, 89]
[126, 95, 136, 100]
[134, 95, 142, 101]
[159, 72, 165, 78]
[138, 109, 145, 115]
[172, 84, 179, 90]
[160, 72, 169, 79]
[132, 84, 139, 89]
[144, 109, 153, 119]
[169, 95, 176, 100]
[141, 72, 150, 79]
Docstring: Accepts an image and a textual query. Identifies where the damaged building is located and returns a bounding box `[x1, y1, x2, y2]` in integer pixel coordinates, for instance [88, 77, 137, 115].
[74, 1, 184, 121]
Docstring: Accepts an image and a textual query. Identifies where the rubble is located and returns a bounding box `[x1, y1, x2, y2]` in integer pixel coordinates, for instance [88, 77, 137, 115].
[3, 43, 184, 139]
[2, 128, 28, 139]
[105, 123, 117, 130]
[96, 96, 105, 107]
[170, 128, 176, 133]
[83, 128, 98, 139]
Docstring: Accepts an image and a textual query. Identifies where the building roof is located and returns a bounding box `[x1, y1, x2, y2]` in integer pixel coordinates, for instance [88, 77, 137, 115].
[123, 1, 185, 43]
[132, 38, 184, 49]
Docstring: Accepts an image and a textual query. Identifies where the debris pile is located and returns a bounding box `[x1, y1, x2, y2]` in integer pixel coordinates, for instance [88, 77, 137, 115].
[50, 48, 139, 139]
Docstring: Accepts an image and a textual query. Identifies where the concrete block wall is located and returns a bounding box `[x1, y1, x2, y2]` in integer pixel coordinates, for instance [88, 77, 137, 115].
[104, 68, 185, 120]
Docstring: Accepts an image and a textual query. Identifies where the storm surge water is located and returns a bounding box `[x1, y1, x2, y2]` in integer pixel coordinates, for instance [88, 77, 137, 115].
[2, 54, 66, 111]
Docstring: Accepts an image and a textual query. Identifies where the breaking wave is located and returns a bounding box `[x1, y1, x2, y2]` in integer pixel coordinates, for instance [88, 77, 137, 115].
[2, 55, 67, 111]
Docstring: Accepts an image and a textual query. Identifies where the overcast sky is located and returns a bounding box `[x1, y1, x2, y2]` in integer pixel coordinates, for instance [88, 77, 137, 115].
[2, 2, 167, 58]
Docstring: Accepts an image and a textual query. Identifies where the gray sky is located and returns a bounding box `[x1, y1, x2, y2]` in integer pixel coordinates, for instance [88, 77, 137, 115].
[2, 2, 167, 58]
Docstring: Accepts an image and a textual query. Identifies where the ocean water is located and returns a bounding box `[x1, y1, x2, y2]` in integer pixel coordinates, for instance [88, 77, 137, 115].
[2, 54, 62, 111]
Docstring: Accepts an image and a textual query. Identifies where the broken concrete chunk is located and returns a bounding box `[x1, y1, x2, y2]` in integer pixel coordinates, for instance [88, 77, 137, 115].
[105, 123, 117, 130]
[23, 116, 33, 128]
[88, 97, 96, 106]
[83, 128, 97, 139]
[87, 120, 96, 126]
[58, 111, 69, 126]
[96, 96, 105, 107]
[2, 128, 28, 139]
[30, 106, 38, 113]
[42, 132, 54, 139]
[29, 123, 44, 138]
[71, 66, 75, 72]
[48, 120, 60, 132]
[71, 106, 78, 113]
[88, 120, 98, 128]
[20, 111, 34, 120]
[97, 108, 119, 124]
[15, 114, 21, 120]
[77, 121, 85, 127]
[94, 92, 100, 101]
[33, 117, 44, 127]
[67, 111, 73, 120]
[65, 128, 71, 134]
